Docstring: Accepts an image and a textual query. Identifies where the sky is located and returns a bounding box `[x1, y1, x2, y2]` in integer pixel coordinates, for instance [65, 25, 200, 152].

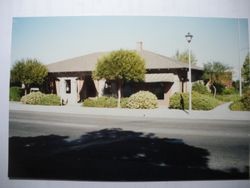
[11, 16, 249, 80]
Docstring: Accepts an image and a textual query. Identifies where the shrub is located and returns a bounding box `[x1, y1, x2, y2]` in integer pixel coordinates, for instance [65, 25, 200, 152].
[192, 92, 221, 110]
[39, 94, 60, 105]
[83, 98, 96, 107]
[126, 91, 158, 109]
[83, 97, 128, 108]
[83, 97, 117, 108]
[120, 97, 129, 108]
[99, 97, 117, 108]
[221, 87, 237, 95]
[9, 86, 23, 101]
[21, 91, 45, 105]
[169, 93, 188, 109]
[241, 92, 250, 110]
[215, 94, 240, 102]
[20, 92, 61, 106]
[169, 91, 221, 110]
[229, 91, 250, 111]
[230, 101, 245, 111]
[192, 82, 210, 95]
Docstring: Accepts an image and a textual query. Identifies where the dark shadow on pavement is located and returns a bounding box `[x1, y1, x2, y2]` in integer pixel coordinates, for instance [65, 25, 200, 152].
[9, 128, 249, 181]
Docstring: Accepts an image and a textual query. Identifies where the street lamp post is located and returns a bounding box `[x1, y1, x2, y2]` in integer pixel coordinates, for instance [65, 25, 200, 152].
[185, 32, 193, 113]
[237, 18, 242, 97]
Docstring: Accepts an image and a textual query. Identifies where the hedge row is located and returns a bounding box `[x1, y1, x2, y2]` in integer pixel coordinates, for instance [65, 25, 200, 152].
[83, 96, 118, 108]
[21, 91, 60, 105]
[169, 91, 221, 111]
[83, 96, 129, 108]
[83, 91, 158, 109]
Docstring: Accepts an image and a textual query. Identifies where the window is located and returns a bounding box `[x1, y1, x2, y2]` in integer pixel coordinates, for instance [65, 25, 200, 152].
[65, 79, 71, 94]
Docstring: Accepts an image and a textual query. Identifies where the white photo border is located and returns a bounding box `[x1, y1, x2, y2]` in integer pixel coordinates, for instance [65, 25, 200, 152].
[0, 0, 249, 188]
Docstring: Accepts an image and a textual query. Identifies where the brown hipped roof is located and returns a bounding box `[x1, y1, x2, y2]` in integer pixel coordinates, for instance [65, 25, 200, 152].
[47, 50, 202, 73]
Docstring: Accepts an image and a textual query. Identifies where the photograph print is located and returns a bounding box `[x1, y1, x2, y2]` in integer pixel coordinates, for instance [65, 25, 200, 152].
[9, 16, 250, 181]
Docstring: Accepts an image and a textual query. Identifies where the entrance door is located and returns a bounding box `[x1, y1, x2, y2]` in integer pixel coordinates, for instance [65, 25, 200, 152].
[58, 77, 77, 104]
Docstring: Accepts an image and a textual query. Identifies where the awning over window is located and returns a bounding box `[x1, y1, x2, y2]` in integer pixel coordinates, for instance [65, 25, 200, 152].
[145, 73, 175, 83]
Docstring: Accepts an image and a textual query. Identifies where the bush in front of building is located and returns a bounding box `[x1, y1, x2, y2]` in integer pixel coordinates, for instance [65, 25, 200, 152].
[169, 91, 221, 110]
[83, 97, 129, 108]
[82, 98, 96, 107]
[192, 92, 221, 110]
[230, 91, 250, 111]
[83, 97, 117, 108]
[126, 91, 158, 109]
[169, 93, 188, 109]
[120, 97, 129, 108]
[21, 91, 45, 105]
[20, 92, 60, 105]
[9, 86, 24, 101]
[39, 94, 61, 106]
[192, 82, 210, 95]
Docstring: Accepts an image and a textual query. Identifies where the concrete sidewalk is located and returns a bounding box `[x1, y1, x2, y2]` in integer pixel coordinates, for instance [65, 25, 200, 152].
[9, 102, 250, 121]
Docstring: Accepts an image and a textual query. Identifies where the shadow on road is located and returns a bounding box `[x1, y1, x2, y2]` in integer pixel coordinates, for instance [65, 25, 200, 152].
[9, 128, 249, 181]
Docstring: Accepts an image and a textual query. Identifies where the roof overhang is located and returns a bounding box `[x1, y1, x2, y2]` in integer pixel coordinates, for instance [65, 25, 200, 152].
[145, 73, 175, 83]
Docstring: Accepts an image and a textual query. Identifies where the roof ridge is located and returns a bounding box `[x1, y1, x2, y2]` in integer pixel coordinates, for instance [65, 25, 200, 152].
[142, 49, 202, 69]
[142, 50, 186, 64]
[48, 51, 109, 65]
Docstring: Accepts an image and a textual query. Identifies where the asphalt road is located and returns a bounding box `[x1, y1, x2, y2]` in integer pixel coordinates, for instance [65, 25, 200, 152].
[9, 110, 250, 181]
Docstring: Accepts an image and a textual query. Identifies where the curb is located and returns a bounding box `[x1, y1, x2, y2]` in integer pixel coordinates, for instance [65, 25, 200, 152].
[9, 102, 250, 121]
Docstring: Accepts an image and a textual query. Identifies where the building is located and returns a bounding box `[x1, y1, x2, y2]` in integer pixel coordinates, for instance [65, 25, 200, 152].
[46, 42, 203, 106]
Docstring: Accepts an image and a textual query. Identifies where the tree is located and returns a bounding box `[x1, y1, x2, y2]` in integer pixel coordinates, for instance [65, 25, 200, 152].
[202, 61, 231, 97]
[242, 53, 250, 86]
[173, 50, 197, 64]
[11, 59, 48, 95]
[93, 50, 146, 107]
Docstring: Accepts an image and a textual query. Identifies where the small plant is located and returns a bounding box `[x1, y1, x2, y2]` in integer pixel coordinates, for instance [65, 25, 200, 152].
[9, 86, 23, 101]
[126, 91, 158, 109]
[21, 91, 45, 105]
